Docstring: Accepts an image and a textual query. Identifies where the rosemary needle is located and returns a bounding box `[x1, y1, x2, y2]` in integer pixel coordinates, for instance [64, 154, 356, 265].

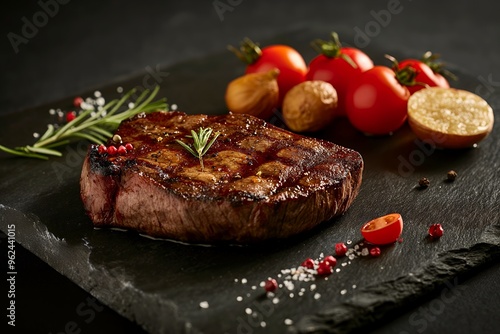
[0, 86, 167, 160]
[175, 127, 220, 171]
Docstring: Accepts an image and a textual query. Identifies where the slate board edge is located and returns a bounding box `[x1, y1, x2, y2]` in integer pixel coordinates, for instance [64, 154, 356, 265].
[2, 204, 500, 334]
[294, 222, 500, 334]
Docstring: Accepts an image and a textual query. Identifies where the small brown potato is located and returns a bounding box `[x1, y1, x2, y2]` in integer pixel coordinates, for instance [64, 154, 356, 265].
[407, 87, 494, 149]
[282, 81, 338, 132]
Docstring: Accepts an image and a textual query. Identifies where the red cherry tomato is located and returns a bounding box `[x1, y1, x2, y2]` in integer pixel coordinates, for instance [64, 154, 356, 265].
[398, 60, 449, 94]
[307, 33, 374, 116]
[230, 38, 307, 105]
[398, 52, 455, 94]
[361, 213, 403, 245]
[345, 66, 410, 135]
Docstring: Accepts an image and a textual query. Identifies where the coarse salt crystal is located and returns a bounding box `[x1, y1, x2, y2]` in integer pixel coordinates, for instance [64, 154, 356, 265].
[251, 286, 256, 290]
[260, 321, 266, 328]
[335, 268, 341, 273]
[289, 293, 294, 298]
[347, 240, 352, 245]
[234, 278, 238, 283]
[245, 308, 252, 315]
[81, 102, 94, 110]
[361, 248, 369, 256]
[340, 289, 347, 295]
[314, 293, 321, 300]
[49, 109, 55, 115]
[117, 86, 123, 93]
[310, 284, 316, 291]
[171, 104, 178, 111]
[236, 296, 243, 301]
[352, 285, 357, 289]
[96, 97, 105, 106]
[259, 281, 265, 287]
[128, 102, 135, 109]
[348, 254, 355, 260]
[272, 297, 279, 304]
[284, 319, 293, 325]
[241, 278, 247, 284]
[199, 301, 209, 309]
[94, 91, 102, 98]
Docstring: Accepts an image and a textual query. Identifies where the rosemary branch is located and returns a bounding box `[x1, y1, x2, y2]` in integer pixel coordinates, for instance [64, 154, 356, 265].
[175, 127, 220, 171]
[0, 86, 167, 160]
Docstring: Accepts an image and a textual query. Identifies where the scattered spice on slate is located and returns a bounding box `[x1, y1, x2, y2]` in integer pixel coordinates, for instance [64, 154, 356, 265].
[300, 258, 315, 269]
[447, 170, 457, 181]
[370, 247, 381, 257]
[66, 111, 77, 122]
[418, 177, 430, 188]
[428, 224, 444, 238]
[335, 242, 348, 257]
[264, 279, 278, 292]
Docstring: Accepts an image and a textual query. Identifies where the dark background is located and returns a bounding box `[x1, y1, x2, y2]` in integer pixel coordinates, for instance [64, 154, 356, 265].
[1, 0, 499, 333]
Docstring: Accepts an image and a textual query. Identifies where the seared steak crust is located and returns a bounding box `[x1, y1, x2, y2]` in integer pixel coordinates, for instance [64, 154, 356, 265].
[80, 111, 363, 243]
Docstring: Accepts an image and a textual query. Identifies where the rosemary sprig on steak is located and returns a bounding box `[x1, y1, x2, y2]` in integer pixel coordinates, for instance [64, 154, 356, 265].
[0, 86, 167, 160]
[175, 127, 220, 171]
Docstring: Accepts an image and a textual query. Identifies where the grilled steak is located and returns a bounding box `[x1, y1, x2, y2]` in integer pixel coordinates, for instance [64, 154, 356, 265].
[80, 111, 363, 243]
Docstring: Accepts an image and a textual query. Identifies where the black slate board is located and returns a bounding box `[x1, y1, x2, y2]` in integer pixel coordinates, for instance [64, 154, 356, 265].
[1, 28, 499, 334]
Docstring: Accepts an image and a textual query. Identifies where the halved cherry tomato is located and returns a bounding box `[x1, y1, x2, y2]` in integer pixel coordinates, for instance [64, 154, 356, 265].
[345, 66, 410, 135]
[361, 213, 403, 245]
[307, 32, 374, 116]
[397, 52, 454, 94]
[230, 38, 307, 105]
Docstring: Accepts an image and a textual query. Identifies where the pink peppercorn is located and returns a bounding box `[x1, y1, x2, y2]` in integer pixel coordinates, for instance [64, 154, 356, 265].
[107, 146, 117, 155]
[117, 145, 127, 155]
[73, 96, 83, 108]
[301, 258, 315, 269]
[97, 144, 107, 154]
[335, 243, 348, 257]
[370, 247, 381, 257]
[66, 111, 77, 123]
[264, 279, 278, 292]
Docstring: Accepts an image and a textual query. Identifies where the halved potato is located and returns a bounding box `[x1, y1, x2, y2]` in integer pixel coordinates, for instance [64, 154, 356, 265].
[407, 87, 494, 149]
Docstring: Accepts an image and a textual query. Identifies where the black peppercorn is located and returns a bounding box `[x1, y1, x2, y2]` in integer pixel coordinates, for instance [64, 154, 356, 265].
[418, 177, 430, 188]
[447, 170, 457, 182]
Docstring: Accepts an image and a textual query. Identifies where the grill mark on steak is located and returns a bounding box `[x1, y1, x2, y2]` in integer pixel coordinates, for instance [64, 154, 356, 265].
[80, 111, 363, 243]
